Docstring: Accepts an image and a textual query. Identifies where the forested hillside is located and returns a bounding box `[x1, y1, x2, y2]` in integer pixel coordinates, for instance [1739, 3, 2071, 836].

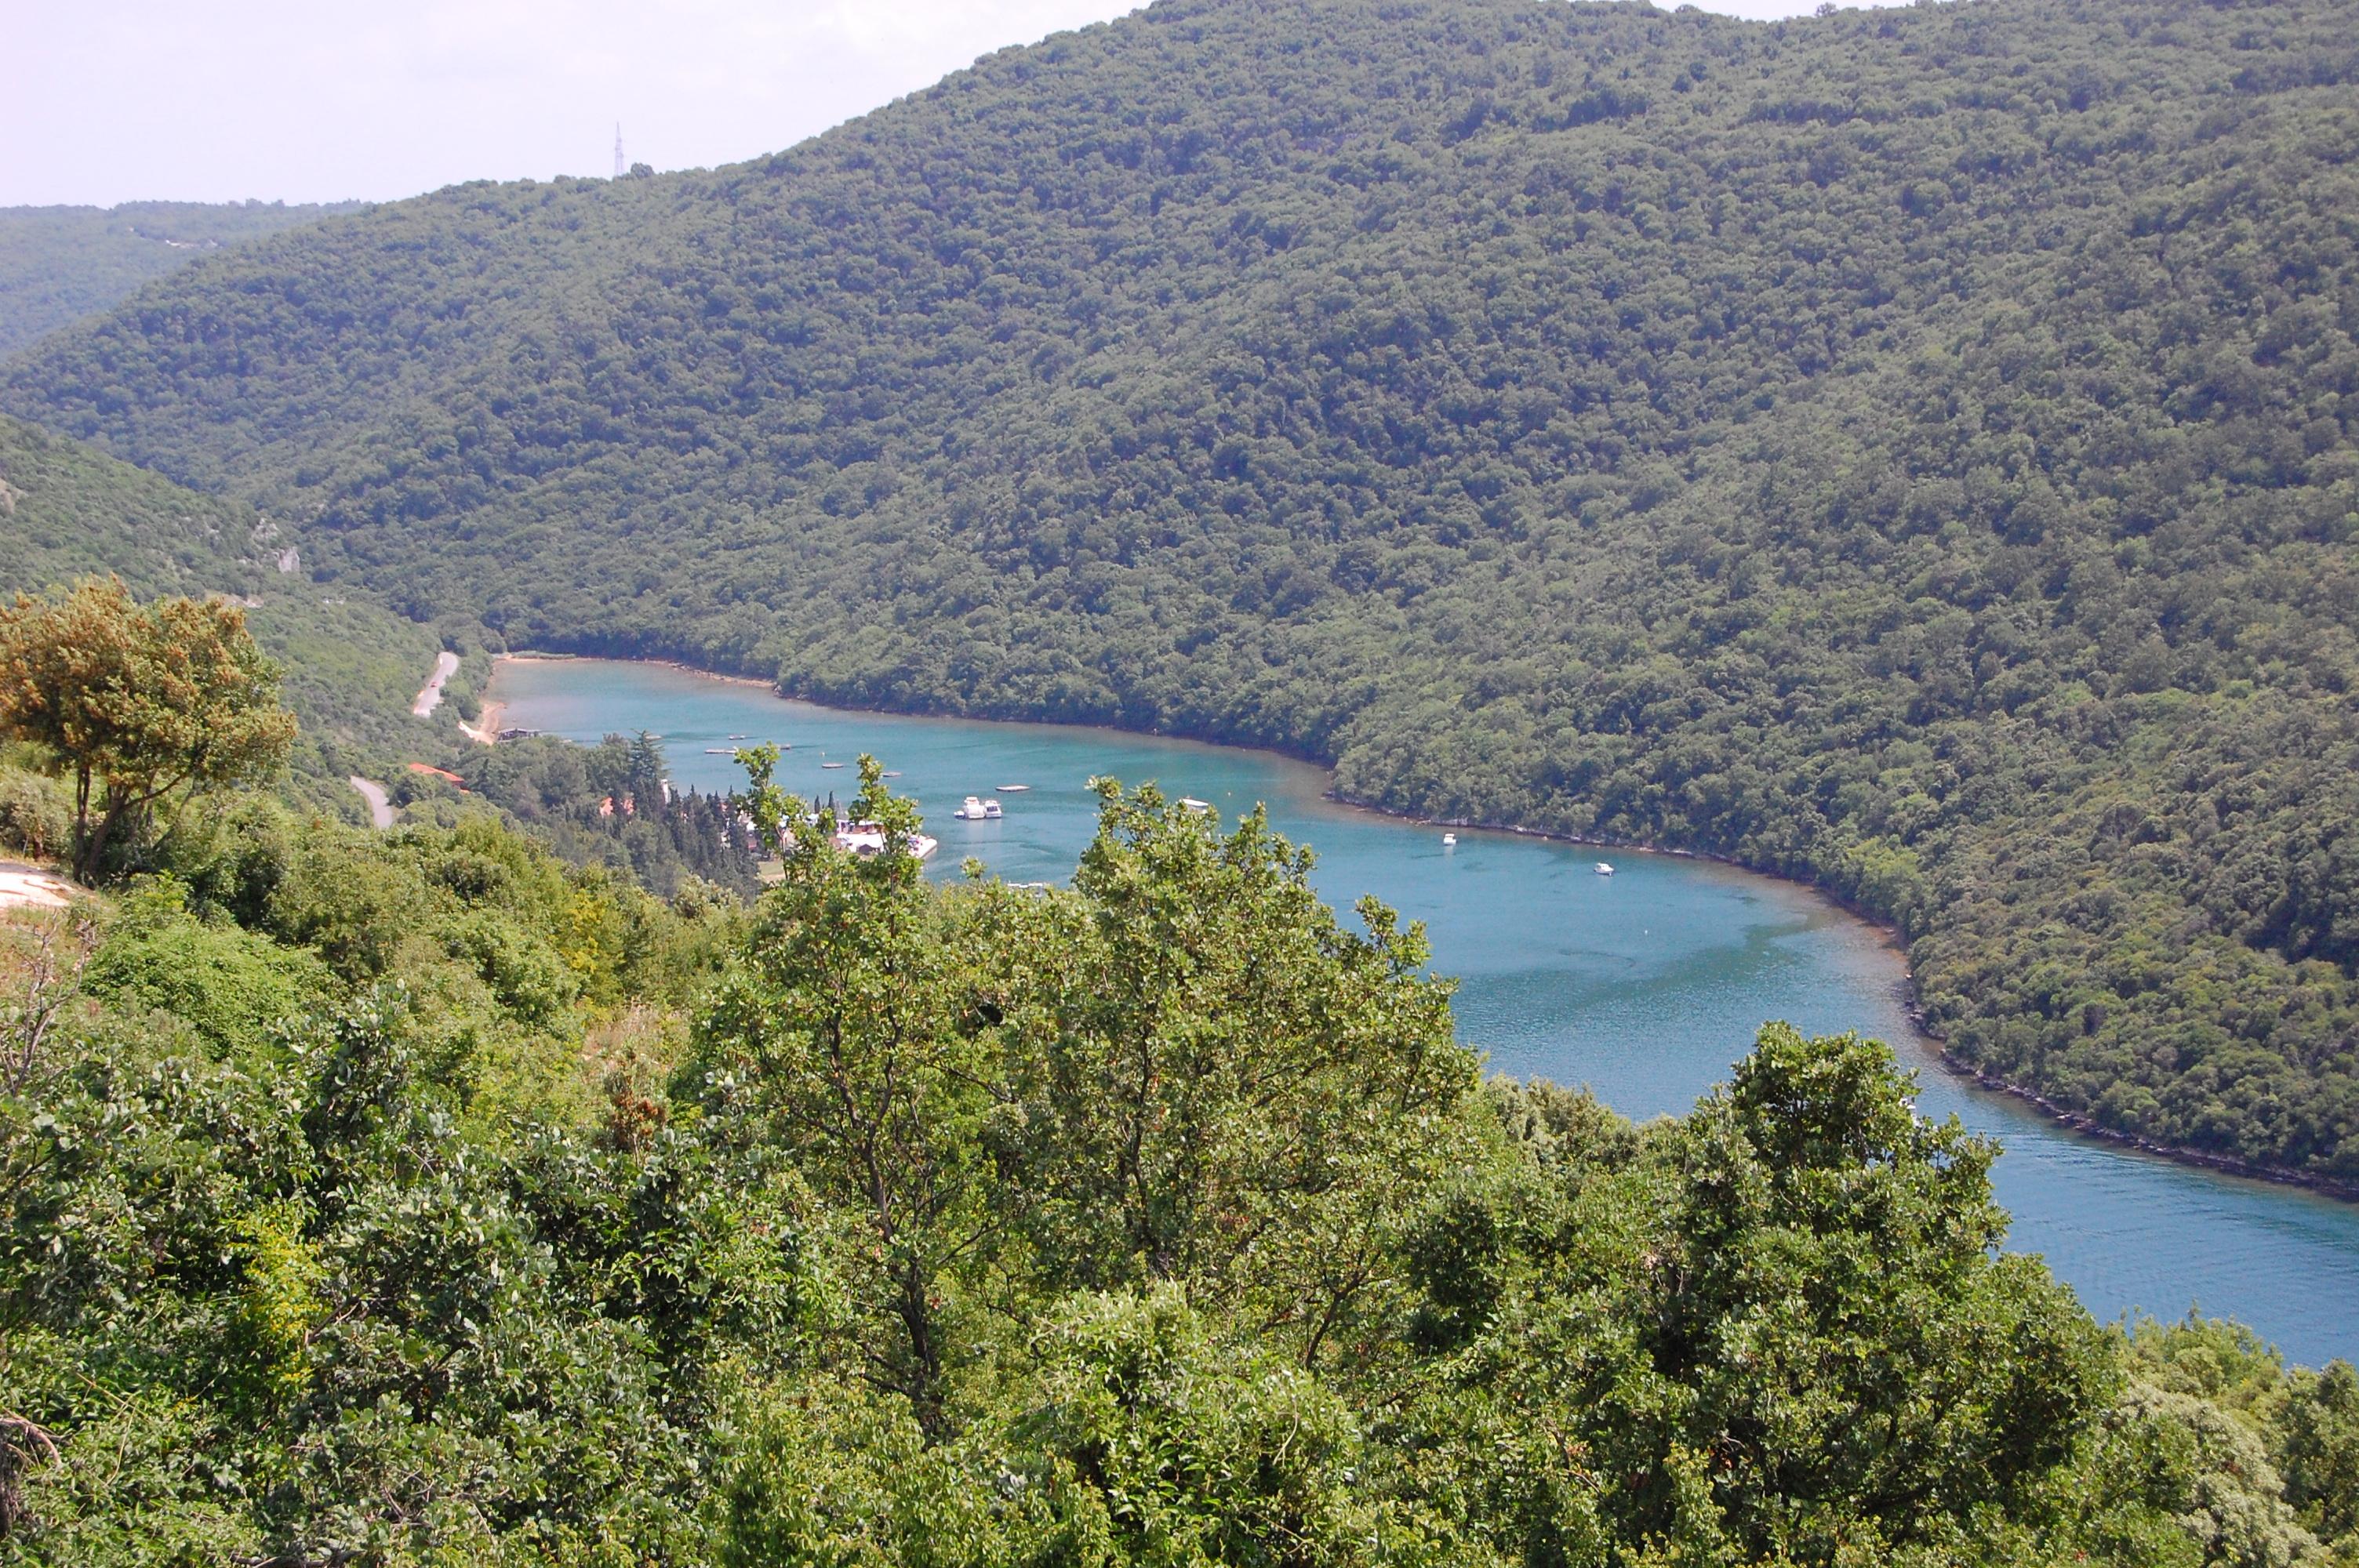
[0, 200, 362, 361]
[0, 415, 442, 810]
[9, 0, 2359, 1181]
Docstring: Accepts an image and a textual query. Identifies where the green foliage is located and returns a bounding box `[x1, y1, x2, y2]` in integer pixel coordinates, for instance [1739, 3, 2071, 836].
[1383, 1025, 2121, 1566]
[1, 783, 2352, 1563]
[0, 579, 297, 881]
[0, 199, 361, 361]
[0, 413, 450, 820]
[9, 0, 2358, 1175]
[0, 770, 67, 862]
[458, 731, 761, 898]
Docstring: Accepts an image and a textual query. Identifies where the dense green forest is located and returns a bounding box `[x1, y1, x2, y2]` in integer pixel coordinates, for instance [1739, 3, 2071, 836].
[0, 414, 443, 815]
[0, 423, 758, 900]
[0, 201, 362, 361]
[4, 733, 2355, 1563]
[9, 0, 2359, 1182]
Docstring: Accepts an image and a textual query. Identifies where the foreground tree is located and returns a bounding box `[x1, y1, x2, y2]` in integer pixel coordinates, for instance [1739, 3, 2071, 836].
[1393, 1026, 2120, 1566]
[976, 781, 1481, 1367]
[692, 756, 993, 1435]
[0, 579, 295, 883]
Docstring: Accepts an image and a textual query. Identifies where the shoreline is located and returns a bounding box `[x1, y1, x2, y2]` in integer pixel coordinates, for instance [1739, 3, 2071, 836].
[479, 649, 2359, 1207]
[459, 698, 504, 745]
[1336, 793, 2359, 1205]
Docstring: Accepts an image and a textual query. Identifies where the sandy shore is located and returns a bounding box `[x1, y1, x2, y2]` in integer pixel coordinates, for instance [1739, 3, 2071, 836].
[459, 699, 504, 745]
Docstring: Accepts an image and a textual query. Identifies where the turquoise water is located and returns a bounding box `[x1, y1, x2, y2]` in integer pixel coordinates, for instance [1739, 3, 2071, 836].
[490, 657, 2359, 1367]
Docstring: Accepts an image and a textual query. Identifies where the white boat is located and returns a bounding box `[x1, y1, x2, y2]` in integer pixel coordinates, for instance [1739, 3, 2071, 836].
[996, 783, 1030, 793]
[1179, 797, 1212, 813]
[704, 748, 735, 755]
[820, 761, 845, 770]
[983, 798, 1003, 820]
[954, 795, 990, 821]
[881, 770, 902, 778]
[728, 733, 749, 740]
[1442, 833, 1457, 847]
[1594, 862, 1615, 876]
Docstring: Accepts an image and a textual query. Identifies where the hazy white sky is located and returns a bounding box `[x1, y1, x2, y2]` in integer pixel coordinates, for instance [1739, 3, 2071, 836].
[7, 0, 1900, 209]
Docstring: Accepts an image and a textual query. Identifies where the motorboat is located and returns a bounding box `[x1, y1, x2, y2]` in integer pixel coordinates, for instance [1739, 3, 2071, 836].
[703, 748, 735, 755]
[954, 795, 1001, 821]
[996, 784, 1030, 793]
[820, 761, 845, 769]
[1594, 862, 1615, 876]
[1179, 797, 1212, 813]
[1442, 833, 1457, 847]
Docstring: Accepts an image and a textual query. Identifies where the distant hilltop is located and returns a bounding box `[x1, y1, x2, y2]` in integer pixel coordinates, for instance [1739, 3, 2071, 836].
[0, 198, 366, 360]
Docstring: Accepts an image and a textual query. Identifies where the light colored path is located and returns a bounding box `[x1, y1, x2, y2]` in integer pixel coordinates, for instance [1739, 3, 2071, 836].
[411, 650, 461, 717]
[348, 776, 394, 829]
[0, 860, 75, 912]
[458, 696, 504, 746]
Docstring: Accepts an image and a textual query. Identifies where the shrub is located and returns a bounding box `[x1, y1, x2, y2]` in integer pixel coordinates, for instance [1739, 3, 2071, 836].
[0, 766, 69, 861]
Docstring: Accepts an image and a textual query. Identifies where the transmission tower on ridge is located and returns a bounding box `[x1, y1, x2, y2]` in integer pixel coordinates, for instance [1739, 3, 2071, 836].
[613, 124, 626, 180]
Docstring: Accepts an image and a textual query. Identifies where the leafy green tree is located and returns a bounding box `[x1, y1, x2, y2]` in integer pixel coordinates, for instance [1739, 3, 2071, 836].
[692, 756, 992, 1434]
[2, 771, 2351, 1563]
[2280, 1362, 2359, 1555]
[1394, 1025, 2118, 1567]
[0, 579, 295, 883]
[977, 782, 1481, 1368]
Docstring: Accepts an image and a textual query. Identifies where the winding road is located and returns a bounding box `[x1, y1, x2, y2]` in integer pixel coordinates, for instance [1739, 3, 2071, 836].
[348, 776, 394, 829]
[411, 650, 461, 717]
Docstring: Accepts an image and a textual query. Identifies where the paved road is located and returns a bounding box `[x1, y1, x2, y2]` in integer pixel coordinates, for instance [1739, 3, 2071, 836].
[349, 775, 394, 829]
[412, 650, 462, 717]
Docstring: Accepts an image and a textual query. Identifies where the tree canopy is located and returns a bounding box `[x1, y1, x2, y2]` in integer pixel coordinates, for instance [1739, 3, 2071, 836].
[0, 199, 360, 361]
[0, 579, 296, 880]
[2, 775, 2353, 1564]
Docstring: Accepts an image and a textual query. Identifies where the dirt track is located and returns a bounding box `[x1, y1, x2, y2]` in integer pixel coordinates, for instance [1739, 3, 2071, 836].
[0, 860, 74, 912]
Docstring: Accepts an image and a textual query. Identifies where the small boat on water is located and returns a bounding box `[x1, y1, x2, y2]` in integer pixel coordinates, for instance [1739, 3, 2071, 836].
[1594, 862, 1615, 876]
[703, 748, 735, 755]
[1442, 833, 1458, 848]
[996, 784, 1030, 793]
[881, 770, 902, 778]
[1179, 797, 1212, 813]
[984, 798, 1003, 820]
[954, 796, 1004, 821]
[728, 733, 749, 740]
[821, 761, 845, 770]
